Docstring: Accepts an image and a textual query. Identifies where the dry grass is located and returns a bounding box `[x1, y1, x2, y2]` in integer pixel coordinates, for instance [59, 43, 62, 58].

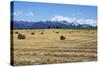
[11, 29, 97, 66]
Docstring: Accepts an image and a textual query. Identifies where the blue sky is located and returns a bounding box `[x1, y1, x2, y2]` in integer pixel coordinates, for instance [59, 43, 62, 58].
[11, 1, 97, 26]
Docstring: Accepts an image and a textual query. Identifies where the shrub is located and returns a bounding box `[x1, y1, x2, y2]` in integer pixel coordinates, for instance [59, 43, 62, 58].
[48, 26, 51, 29]
[18, 34, 26, 39]
[60, 35, 66, 40]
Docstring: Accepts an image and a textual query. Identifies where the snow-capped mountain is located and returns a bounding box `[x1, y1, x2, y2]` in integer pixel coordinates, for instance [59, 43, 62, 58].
[12, 20, 96, 29]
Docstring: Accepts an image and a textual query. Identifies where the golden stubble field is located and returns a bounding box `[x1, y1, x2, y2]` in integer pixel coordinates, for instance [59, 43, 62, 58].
[11, 29, 97, 66]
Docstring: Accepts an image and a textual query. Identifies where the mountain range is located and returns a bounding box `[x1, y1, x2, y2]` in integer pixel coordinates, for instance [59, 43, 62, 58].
[12, 20, 96, 29]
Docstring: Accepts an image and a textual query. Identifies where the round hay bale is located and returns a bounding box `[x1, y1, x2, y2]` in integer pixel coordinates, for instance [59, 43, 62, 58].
[31, 32, 35, 35]
[60, 35, 66, 40]
[15, 32, 18, 34]
[56, 32, 59, 34]
[18, 34, 26, 39]
[41, 32, 44, 34]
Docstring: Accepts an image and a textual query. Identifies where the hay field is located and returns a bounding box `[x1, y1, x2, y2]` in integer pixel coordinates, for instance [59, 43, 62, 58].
[11, 29, 97, 66]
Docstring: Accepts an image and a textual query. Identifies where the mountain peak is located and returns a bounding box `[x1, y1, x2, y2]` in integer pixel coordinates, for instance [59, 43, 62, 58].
[13, 20, 96, 29]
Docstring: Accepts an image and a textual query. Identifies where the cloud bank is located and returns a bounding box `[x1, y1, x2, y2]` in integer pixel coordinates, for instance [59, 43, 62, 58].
[51, 16, 97, 26]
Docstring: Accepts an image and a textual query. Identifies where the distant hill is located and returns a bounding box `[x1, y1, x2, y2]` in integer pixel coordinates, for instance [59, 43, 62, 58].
[11, 20, 97, 29]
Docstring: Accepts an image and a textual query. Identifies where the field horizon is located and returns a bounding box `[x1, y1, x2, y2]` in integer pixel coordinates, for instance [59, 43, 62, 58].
[11, 29, 97, 66]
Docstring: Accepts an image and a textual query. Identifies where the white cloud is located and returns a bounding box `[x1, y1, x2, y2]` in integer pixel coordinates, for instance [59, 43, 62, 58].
[13, 12, 17, 16]
[51, 16, 97, 26]
[26, 11, 34, 16]
[13, 10, 34, 17]
[51, 16, 76, 23]
[77, 19, 97, 26]
[13, 10, 23, 16]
